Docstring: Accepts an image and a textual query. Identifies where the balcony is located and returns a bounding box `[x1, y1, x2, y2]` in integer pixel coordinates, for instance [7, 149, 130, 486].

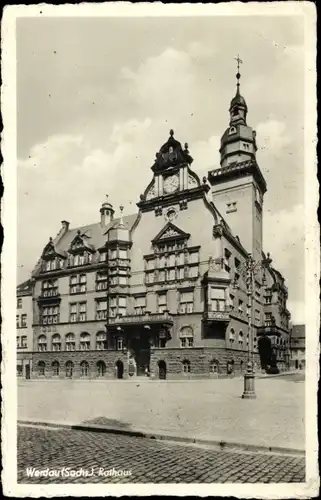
[203, 308, 230, 323]
[108, 311, 173, 327]
[38, 288, 61, 304]
[257, 321, 281, 337]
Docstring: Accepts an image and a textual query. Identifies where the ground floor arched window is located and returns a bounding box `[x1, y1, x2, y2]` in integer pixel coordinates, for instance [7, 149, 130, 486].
[182, 360, 191, 373]
[210, 359, 219, 374]
[97, 360, 106, 377]
[37, 361, 45, 376]
[66, 361, 74, 378]
[80, 360, 89, 377]
[52, 360, 60, 376]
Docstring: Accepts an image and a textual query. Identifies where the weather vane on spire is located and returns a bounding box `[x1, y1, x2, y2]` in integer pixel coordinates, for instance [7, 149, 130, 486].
[234, 54, 243, 93]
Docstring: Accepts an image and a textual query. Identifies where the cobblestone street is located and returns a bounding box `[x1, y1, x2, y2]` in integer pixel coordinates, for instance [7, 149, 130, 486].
[18, 425, 305, 484]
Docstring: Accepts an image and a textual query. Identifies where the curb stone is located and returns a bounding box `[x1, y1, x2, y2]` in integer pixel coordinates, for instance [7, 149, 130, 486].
[18, 418, 305, 457]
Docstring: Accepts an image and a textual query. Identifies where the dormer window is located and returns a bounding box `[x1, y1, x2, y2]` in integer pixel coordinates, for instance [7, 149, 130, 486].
[68, 251, 93, 268]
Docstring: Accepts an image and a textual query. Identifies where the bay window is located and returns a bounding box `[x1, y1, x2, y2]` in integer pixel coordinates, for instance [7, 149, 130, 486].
[210, 287, 225, 312]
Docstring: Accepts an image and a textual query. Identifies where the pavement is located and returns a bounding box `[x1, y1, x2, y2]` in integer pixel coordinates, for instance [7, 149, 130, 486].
[18, 372, 305, 452]
[17, 425, 306, 484]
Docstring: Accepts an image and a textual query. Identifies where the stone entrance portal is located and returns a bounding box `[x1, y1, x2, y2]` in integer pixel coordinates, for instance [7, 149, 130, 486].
[129, 332, 151, 376]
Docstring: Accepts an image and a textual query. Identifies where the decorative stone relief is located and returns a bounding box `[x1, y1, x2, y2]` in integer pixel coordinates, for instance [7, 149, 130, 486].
[146, 183, 156, 200]
[187, 174, 198, 189]
[164, 206, 178, 222]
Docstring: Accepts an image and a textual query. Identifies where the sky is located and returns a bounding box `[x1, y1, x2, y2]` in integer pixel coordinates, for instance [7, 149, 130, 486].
[17, 14, 305, 322]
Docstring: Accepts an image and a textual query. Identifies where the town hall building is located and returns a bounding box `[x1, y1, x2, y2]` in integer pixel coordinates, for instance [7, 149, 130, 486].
[22, 72, 291, 379]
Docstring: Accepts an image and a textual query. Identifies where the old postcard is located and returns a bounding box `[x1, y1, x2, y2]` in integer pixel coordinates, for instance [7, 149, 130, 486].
[1, 2, 319, 497]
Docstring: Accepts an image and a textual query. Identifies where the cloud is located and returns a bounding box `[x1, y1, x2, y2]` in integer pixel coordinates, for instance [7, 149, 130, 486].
[256, 119, 292, 152]
[264, 203, 305, 323]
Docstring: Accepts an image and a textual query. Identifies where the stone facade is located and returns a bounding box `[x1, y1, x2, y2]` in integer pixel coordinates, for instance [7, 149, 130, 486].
[20, 77, 291, 380]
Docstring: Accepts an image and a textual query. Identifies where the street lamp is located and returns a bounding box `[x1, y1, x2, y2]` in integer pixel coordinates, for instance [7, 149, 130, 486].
[232, 253, 271, 399]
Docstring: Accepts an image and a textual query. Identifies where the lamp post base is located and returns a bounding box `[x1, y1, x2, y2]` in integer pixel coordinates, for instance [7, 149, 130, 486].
[242, 370, 256, 399]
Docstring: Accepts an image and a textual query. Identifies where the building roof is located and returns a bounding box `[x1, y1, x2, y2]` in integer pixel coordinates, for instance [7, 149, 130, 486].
[55, 214, 138, 254]
[291, 324, 305, 339]
[17, 279, 33, 296]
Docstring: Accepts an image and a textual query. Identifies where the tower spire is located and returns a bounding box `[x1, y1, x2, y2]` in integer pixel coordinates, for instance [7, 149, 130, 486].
[234, 54, 243, 96]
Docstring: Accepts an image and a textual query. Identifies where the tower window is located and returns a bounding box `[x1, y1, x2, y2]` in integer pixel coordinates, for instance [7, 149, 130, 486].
[228, 126, 236, 135]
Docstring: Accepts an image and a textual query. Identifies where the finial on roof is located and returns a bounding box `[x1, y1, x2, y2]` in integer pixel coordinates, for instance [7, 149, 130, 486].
[119, 205, 124, 226]
[234, 54, 243, 95]
[169, 129, 174, 137]
[184, 142, 189, 152]
[77, 230, 81, 235]
[49, 237, 53, 242]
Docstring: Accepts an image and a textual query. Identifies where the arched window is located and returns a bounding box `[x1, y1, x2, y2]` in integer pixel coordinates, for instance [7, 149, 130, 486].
[210, 359, 219, 374]
[52, 334, 61, 352]
[52, 361, 60, 376]
[97, 360, 106, 377]
[80, 361, 89, 377]
[38, 335, 47, 352]
[238, 330, 244, 344]
[182, 360, 191, 373]
[179, 326, 194, 348]
[80, 332, 91, 350]
[37, 361, 45, 376]
[229, 328, 235, 342]
[96, 331, 106, 350]
[66, 361, 74, 378]
[65, 333, 75, 351]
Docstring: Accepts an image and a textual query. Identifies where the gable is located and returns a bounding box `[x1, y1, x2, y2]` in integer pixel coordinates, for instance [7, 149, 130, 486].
[41, 239, 65, 260]
[68, 231, 95, 254]
[152, 222, 190, 244]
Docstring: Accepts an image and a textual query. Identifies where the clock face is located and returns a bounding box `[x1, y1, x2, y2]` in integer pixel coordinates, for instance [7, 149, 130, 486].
[163, 175, 179, 194]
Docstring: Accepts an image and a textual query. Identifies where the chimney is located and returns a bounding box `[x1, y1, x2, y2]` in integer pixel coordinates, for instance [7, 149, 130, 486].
[61, 220, 70, 232]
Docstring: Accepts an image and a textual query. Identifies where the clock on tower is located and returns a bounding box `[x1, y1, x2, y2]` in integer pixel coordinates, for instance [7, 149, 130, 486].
[163, 174, 179, 194]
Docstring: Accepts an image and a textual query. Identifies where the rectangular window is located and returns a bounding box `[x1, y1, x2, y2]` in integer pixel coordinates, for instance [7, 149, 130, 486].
[17, 298, 22, 309]
[210, 288, 225, 312]
[134, 296, 146, 315]
[16, 315, 19, 328]
[21, 314, 27, 328]
[168, 269, 176, 281]
[119, 249, 127, 260]
[157, 293, 167, 313]
[146, 259, 154, 271]
[224, 249, 231, 271]
[42, 305, 59, 325]
[96, 300, 107, 320]
[70, 274, 87, 294]
[16, 336, 20, 348]
[189, 252, 199, 264]
[159, 255, 165, 268]
[168, 254, 176, 267]
[21, 336, 27, 348]
[179, 291, 194, 314]
[99, 251, 106, 263]
[189, 266, 198, 278]
[70, 303, 77, 323]
[119, 276, 127, 285]
[178, 253, 185, 266]
[79, 302, 87, 322]
[238, 300, 244, 313]
[158, 270, 165, 282]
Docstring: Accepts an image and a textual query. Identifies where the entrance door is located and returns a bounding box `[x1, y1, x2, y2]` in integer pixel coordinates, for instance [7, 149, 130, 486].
[116, 360, 124, 379]
[158, 360, 167, 380]
[131, 333, 151, 376]
[25, 364, 30, 379]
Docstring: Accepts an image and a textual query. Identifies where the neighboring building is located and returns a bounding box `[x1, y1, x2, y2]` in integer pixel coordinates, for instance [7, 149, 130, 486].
[17, 279, 33, 378]
[290, 324, 305, 370]
[28, 71, 291, 379]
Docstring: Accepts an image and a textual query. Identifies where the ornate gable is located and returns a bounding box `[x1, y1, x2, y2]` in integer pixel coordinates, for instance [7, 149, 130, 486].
[41, 238, 65, 260]
[151, 129, 193, 173]
[69, 230, 95, 254]
[152, 222, 190, 244]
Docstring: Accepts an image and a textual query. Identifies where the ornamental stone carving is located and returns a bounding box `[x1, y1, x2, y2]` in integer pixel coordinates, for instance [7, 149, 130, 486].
[213, 224, 224, 238]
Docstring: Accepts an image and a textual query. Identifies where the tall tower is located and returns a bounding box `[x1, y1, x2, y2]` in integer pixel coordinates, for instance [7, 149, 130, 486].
[208, 57, 267, 262]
